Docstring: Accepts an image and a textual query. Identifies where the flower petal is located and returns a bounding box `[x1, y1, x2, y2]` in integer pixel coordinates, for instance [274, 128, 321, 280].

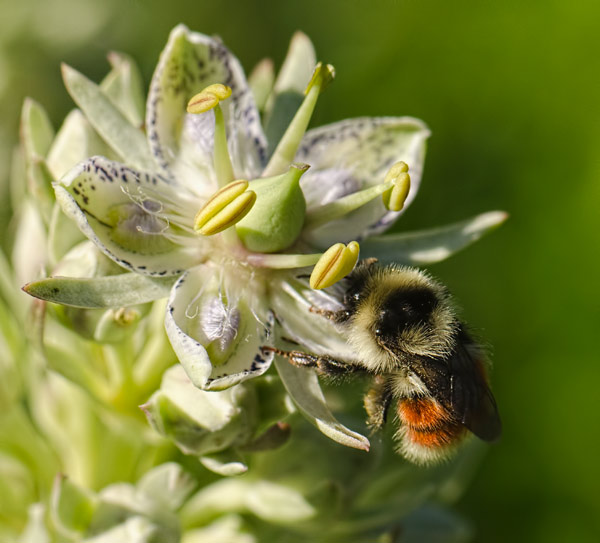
[51, 475, 96, 536]
[263, 31, 316, 152]
[100, 52, 146, 128]
[55, 156, 201, 276]
[23, 273, 176, 308]
[200, 452, 248, 477]
[146, 25, 267, 186]
[275, 357, 370, 452]
[360, 211, 508, 265]
[270, 278, 359, 362]
[47, 110, 118, 180]
[165, 265, 274, 391]
[298, 117, 430, 248]
[62, 64, 154, 171]
[136, 463, 196, 512]
[142, 365, 255, 457]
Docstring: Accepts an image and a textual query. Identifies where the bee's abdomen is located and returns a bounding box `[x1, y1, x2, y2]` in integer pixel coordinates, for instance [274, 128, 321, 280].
[396, 397, 466, 463]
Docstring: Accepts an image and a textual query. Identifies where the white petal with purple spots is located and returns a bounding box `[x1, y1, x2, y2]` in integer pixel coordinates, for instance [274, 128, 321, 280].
[298, 117, 430, 248]
[146, 25, 267, 188]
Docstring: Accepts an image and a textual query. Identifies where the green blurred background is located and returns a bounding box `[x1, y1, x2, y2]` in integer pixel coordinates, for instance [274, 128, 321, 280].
[1, 0, 598, 541]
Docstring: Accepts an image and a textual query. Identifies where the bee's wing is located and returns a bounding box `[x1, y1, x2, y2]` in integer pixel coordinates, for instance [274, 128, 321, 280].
[409, 333, 502, 442]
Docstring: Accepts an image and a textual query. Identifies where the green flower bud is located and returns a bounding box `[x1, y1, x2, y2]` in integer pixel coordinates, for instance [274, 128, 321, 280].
[141, 366, 258, 461]
[236, 164, 308, 253]
[93, 307, 142, 343]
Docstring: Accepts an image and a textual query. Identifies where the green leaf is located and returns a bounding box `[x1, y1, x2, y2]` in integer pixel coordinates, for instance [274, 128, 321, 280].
[23, 273, 176, 308]
[274, 358, 370, 452]
[360, 211, 508, 266]
[62, 64, 153, 170]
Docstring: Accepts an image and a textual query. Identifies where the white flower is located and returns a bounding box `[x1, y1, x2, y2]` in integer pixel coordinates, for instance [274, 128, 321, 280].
[35, 25, 505, 451]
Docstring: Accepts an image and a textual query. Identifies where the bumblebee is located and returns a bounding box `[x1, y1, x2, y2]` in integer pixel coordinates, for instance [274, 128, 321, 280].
[269, 260, 501, 464]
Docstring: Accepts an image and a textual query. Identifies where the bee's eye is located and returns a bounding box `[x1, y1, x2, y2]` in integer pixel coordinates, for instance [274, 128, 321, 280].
[352, 293, 361, 302]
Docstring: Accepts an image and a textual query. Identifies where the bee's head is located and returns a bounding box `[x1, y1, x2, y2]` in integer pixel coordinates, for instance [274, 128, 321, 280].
[374, 287, 439, 340]
[343, 264, 458, 366]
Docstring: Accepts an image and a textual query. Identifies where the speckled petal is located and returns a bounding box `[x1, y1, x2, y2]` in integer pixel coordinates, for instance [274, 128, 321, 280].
[165, 265, 274, 391]
[270, 278, 360, 362]
[298, 117, 429, 248]
[147, 25, 267, 189]
[55, 156, 202, 276]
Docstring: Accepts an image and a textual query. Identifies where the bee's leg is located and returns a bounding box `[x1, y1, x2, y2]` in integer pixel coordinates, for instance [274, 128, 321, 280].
[308, 306, 340, 320]
[364, 376, 393, 431]
[262, 347, 362, 377]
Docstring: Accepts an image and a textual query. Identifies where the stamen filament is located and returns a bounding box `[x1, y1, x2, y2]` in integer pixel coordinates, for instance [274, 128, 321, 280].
[187, 85, 235, 187]
[304, 181, 393, 230]
[246, 252, 321, 269]
[213, 105, 234, 186]
[262, 62, 335, 177]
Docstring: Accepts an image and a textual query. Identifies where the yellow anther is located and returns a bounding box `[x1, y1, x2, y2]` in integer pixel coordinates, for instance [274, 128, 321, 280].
[382, 162, 411, 211]
[194, 180, 257, 235]
[113, 307, 139, 326]
[310, 241, 360, 290]
[304, 62, 336, 95]
[203, 84, 232, 100]
[187, 84, 232, 114]
[384, 161, 409, 183]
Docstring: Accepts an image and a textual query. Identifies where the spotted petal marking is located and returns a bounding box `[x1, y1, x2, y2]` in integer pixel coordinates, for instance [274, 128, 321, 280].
[55, 156, 201, 276]
[165, 265, 275, 391]
[298, 117, 430, 248]
[147, 25, 267, 189]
